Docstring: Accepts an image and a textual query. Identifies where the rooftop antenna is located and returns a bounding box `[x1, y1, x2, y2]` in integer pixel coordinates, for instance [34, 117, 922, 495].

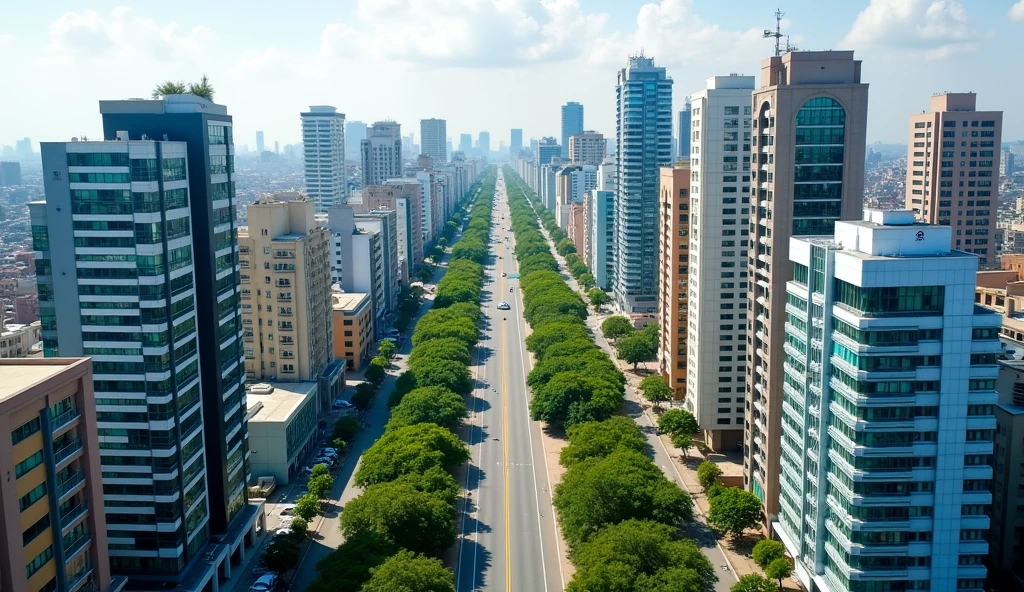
[763, 8, 787, 57]
[786, 35, 798, 53]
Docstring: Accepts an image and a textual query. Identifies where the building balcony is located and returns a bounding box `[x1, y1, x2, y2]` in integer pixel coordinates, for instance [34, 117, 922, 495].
[60, 500, 89, 532]
[53, 437, 84, 468]
[51, 407, 81, 435]
[66, 563, 94, 592]
[57, 470, 86, 501]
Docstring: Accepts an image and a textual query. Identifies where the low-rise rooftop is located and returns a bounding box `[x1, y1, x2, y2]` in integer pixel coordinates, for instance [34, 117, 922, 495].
[332, 292, 370, 313]
[246, 381, 318, 423]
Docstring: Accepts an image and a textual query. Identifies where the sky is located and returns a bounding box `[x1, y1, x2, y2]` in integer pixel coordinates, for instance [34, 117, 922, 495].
[1, 0, 1022, 152]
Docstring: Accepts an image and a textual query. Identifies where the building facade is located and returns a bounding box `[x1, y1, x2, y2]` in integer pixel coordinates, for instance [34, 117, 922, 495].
[364, 181, 424, 276]
[245, 381, 319, 485]
[585, 189, 615, 291]
[993, 360, 1024, 589]
[0, 358, 118, 592]
[614, 54, 674, 313]
[510, 128, 523, 161]
[904, 93, 1002, 265]
[657, 163, 690, 400]
[301, 105, 347, 212]
[332, 293, 374, 370]
[779, 210, 996, 592]
[420, 118, 447, 165]
[686, 74, 755, 451]
[678, 99, 692, 158]
[568, 131, 605, 167]
[746, 51, 869, 525]
[356, 209, 401, 315]
[361, 121, 403, 187]
[238, 193, 333, 384]
[0, 320, 40, 358]
[561, 102, 584, 159]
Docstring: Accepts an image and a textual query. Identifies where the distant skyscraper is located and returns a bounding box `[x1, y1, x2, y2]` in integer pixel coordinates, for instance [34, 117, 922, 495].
[685, 74, 754, 450]
[15, 137, 32, 159]
[274, 140, 279, 154]
[459, 134, 472, 154]
[256, 130, 265, 154]
[301, 105, 348, 212]
[346, 120, 367, 162]
[420, 118, 447, 165]
[1002, 148, 1015, 177]
[746, 51, 868, 529]
[780, 210, 996, 592]
[478, 131, 490, 159]
[446, 138, 454, 160]
[613, 54, 673, 313]
[361, 121, 403, 186]
[561, 102, 584, 159]
[568, 131, 605, 166]
[510, 128, 523, 160]
[0, 160, 21, 186]
[905, 92, 1002, 264]
[677, 99, 691, 157]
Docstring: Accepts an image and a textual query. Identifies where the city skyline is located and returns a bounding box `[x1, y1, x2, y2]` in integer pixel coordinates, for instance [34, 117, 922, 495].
[2, 1, 1023, 151]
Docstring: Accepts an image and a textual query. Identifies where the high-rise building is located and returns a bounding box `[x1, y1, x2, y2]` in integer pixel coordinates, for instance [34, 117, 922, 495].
[993, 360, 1024, 587]
[420, 118, 447, 165]
[779, 210, 996, 592]
[510, 128, 523, 160]
[478, 131, 490, 160]
[256, 130, 265, 154]
[355, 209, 400, 316]
[0, 357, 122, 592]
[364, 181, 425, 277]
[301, 105, 348, 212]
[746, 51, 868, 526]
[0, 161, 22, 186]
[237, 192, 333, 384]
[535, 137, 560, 168]
[685, 74, 754, 450]
[1001, 148, 1015, 178]
[274, 140, 279, 154]
[677, 99, 692, 158]
[904, 93, 1002, 265]
[613, 54, 673, 313]
[568, 131, 605, 166]
[657, 162, 690, 401]
[361, 121, 403, 186]
[33, 124, 256, 584]
[458, 134, 472, 155]
[561, 102, 584, 159]
[584, 189, 615, 290]
[15, 138, 32, 160]
[345, 120, 367, 163]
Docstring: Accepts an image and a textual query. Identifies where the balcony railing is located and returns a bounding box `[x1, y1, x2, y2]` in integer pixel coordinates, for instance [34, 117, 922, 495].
[54, 437, 84, 466]
[60, 500, 89, 530]
[56, 470, 86, 500]
[64, 531, 91, 560]
[66, 563, 94, 592]
[51, 407, 81, 433]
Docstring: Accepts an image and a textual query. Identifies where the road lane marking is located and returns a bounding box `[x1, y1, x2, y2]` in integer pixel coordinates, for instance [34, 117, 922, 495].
[499, 237, 513, 592]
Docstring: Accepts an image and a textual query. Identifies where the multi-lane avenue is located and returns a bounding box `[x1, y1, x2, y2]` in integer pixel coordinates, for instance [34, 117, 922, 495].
[455, 169, 565, 591]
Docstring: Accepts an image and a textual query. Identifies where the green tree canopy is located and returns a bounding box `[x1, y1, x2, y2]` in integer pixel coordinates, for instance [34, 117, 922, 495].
[389, 372, 418, 407]
[378, 339, 396, 360]
[519, 253, 560, 276]
[765, 558, 793, 589]
[730, 574, 778, 592]
[365, 361, 387, 386]
[408, 337, 471, 367]
[560, 416, 647, 467]
[639, 375, 673, 407]
[577, 272, 595, 288]
[566, 520, 717, 592]
[707, 487, 763, 539]
[361, 550, 455, 592]
[751, 539, 786, 570]
[308, 533, 396, 592]
[308, 473, 335, 499]
[617, 333, 657, 370]
[352, 382, 377, 410]
[530, 371, 624, 430]
[334, 416, 360, 442]
[410, 357, 474, 396]
[556, 238, 577, 256]
[697, 461, 723, 492]
[294, 492, 321, 521]
[355, 423, 469, 487]
[340, 481, 457, 556]
[524, 322, 590, 360]
[601, 316, 635, 340]
[553, 449, 694, 549]
[388, 386, 468, 430]
[588, 288, 611, 307]
[312, 463, 331, 479]
[657, 409, 700, 439]
[393, 465, 461, 506]
[264, 537, 300, 574]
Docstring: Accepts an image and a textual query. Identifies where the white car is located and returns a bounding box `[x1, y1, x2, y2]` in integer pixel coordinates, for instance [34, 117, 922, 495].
[497, 301, 511, 310]
[250, 573, 278, 592]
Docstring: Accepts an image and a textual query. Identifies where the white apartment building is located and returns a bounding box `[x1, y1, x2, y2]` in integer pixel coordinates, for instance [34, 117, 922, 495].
[585, 189, 615, 291]
[685, 74, 754, 451]
[361, 121, 402, 187]
[301, 105, 348, 212]
[420, 118, 447, 165]
[780, 210, 996, 592]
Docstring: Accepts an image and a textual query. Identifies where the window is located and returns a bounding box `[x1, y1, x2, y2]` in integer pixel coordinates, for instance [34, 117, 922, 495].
[11, 417, 40, 445]
[15, 450, 44, 478]
[26, 545, 53, 579]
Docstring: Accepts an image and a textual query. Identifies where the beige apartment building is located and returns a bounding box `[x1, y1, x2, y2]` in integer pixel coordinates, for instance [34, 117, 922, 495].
[0, 320, 40, 358]
[0, 358, 119, 592]
[332, 292, 374, 370]
[364, 182, 424, 274]
[905, 93, 1002, 265]
[568, 131, 605, 166]
[746, 51, 868, 527]
[657, 162, 690, 399]
[239, 193, 333, 383]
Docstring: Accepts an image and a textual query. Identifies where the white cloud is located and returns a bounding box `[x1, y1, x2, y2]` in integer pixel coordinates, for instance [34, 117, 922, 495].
[46, 7, 215, 64]
[843, 0, 980, 60]
[1011, 1, 1024, 21]
[586, 0, 767, 71]
[0, 34, 13, 54]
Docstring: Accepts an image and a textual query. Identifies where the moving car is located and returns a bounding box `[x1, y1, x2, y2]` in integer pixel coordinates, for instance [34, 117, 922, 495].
[250, 573, 278, 592]
[501, 272, 507, 277]
[497, 301, 511, 310]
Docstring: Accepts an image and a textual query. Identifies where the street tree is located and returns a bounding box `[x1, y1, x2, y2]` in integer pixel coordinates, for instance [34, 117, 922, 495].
[264, 537, 300, 574]
[308, 533, 396, 592]
[530, 371, 624, 430]
[366, 357, 388, 385]
[411, 357, 473, 396]
[351, 382, 376, 411]
[639, 375, 673, 409]
[731, 574, 778, 592]
[751, 539, 786, 570]
[290, 516, 308, 539]
[560, 416, 647, 467]
[333, 416, 360, 442]
[658, 409, 700, 439]
[601, 316, 634, 340]
[588, 288, 611, 308]
[355, 423, 469, 487]
[553, 449, 694, 549]
[617, 333, 657, 370]
[408, 337, 471, 367]
[524, 322, 590, 360]
[388, 386, 468, 429]
[765, 558, 793, 590]
[340, 481, 457, 556]
[378, 339, 396, 360]
[707, 487, 763, 539]
[577, 272, 595, 288]
[361, 550, 455, 592]
[697, 460, 723, 492]
[294, 492, 321, 521]
[308, 473, 335, 499]
[311, 463, 330, 479]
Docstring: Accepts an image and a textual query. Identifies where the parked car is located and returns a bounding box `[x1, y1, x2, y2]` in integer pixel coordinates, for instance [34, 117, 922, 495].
[386, 328, 400, 338]
[274, 527, 293, 538]
[279, 504, 296, 516]
[250, 573, 278, 592]
[331, 399, 354, 411]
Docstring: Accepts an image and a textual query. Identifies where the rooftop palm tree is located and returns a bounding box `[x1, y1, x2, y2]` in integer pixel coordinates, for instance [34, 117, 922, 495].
[151, 80, 187, 99]
[187, 74, 214, 101]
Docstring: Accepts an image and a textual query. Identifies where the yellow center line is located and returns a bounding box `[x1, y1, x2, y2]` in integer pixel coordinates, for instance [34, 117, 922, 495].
[500, 242, 512, 591]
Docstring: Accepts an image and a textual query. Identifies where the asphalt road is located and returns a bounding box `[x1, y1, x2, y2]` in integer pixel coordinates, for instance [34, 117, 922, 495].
[455, 170, 565, 591]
